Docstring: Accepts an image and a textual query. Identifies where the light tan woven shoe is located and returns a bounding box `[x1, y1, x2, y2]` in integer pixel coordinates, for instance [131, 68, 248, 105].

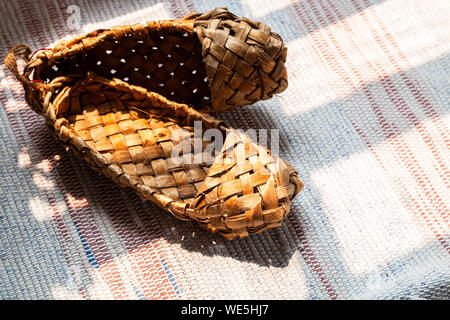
[3, 67, 302, 239]
[5, 8, 301, 239]
[6, 7, 287, 114]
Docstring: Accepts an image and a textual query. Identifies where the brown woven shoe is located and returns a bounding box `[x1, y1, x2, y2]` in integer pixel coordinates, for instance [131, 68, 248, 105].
[5, 9, 299, 239]
[4, 48, 301, 239]
[5, 7, 287, 114]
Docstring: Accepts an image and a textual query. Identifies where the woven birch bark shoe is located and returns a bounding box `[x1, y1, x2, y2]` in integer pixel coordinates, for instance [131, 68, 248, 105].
[4, 55, 302, 239]
[5, 7, 287, 114]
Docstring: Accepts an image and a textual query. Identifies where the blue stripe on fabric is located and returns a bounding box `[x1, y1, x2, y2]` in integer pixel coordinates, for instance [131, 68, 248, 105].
[160, 258, 183, 297]
[73, 221, 99, 269]
[132, 285, 146, 300]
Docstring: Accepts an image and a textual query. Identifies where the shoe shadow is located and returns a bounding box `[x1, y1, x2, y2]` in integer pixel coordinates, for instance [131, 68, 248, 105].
[26, 112, 295, 269]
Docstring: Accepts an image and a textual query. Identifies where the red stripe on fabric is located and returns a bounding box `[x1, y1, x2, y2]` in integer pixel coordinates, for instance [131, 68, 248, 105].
[20, 0, 68, 43]
[18, 0, 47, 45]
[222, 1, 330, 299]
[44, 0, 65, 39]
[47, 194, 90, 299]
[19, 109, 131, 299]
[1, 13, 13, 57]
[324, 0, 450, 186]
[236, 107, 341, 297]
[168, 0, 184, 18]
[1, 89, 131, 298]
[88, 175, 179, 299]
[349, 122, 450, 253]
[4, 1, 176, 299]
[6, 1, 181, 298]
[17, 0, 133, 290]
[287, 214, 338, 298]
[169, 0, 195, 18]
[355, 0, 450, 149]
[0, 87, 27, 112]
[0, 90, 91, 298]
[310, 0, 449, 224]
[291, 0, 449, 250]
[185, 0, 195, 12]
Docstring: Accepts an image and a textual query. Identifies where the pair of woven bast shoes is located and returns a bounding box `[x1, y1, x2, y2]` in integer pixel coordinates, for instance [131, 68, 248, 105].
[6, 8, 303, 240]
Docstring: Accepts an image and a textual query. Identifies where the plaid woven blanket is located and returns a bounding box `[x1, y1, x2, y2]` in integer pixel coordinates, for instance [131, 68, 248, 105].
[0, 0, 449, 299]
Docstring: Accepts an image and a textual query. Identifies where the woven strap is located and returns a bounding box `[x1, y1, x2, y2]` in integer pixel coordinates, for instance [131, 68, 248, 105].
[5, 44, 86, 115]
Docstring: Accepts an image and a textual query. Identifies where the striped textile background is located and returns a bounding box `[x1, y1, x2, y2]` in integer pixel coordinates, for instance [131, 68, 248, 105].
[0, 0, 449, 299]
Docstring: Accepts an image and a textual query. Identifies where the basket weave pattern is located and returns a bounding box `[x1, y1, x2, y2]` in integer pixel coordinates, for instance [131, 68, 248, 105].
[5, 8, 302, 239]
[191, 8, 288, 112]
[7, 8, 287, 114]
[45, 73, 302, 239]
